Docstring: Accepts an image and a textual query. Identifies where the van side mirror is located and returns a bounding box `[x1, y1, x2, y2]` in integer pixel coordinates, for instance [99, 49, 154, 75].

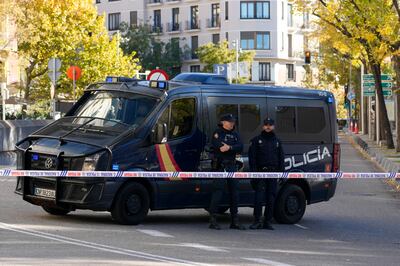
[153, 123, 168, 144]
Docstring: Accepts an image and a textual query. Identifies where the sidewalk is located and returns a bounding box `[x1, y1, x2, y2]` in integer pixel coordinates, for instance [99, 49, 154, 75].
[346, 129, 400, 189]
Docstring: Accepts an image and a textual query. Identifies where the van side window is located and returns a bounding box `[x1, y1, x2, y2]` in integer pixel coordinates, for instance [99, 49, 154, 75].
[298, 107, 325, 134]
[158, 98, 196, 140]
[215, 103, 260, 139]
[276, 106, 296, 133]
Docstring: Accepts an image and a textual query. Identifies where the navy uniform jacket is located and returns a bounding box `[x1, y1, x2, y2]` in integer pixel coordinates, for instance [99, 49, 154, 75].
[212, 126, 243, 162]
[248, 131, 285, 171]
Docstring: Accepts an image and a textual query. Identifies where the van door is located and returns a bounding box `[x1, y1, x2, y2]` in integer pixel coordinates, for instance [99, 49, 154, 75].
[200, 95, 267, 206]
[152, 95, 204, 208]
[267, 98, 332, 172]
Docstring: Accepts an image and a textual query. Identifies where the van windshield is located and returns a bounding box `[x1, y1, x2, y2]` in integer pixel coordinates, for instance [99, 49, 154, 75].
[73, 91, 159, 127]
[32, 91, 159, 146]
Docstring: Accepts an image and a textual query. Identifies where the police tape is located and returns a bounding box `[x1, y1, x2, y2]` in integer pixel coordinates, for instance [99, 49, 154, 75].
[0, 169, 399, 179]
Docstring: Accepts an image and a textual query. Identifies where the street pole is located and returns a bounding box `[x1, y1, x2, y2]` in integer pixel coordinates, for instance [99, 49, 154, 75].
[1, 83, 6, 121]
[73, 67, 76, 102]
[52, 58, 56, 119]
[361, 64, 364, 134]
[235, 39, 239, 84]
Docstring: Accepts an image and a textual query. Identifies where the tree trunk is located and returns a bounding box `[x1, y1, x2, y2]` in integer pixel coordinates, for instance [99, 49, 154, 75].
[392, 55, 400, 151]
[371, 63, 394, 148]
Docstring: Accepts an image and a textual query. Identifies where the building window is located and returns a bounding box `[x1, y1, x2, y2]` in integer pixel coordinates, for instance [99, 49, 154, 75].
[153, 10, 162, 32]
[240, 1, 270, 19]
[225, 32, 229, 41]
[287, 4, 293, 27]
[286, 64, 294, 80]
[190, 6, 199, 29]
[259, 62, 271, 81]
[96, 0, 101, 4]
[212, 34, 220, 44]
[172, 8, 179, 31]
[108, 13, 121, 31]
[211, 4, 220, 27]
[130, 11, 138, 26]
[303, 12, 310, 28]
[191, 36, 198, 59]
[225, 1, 229, 20]
[288, 34, 293, 57]
[241, 31, 270, 50]
[190, 65, 201, 72]
[281, 1, 284, 20]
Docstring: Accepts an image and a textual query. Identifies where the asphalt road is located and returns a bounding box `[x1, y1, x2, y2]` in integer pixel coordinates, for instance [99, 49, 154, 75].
[1, 135, 400, 266]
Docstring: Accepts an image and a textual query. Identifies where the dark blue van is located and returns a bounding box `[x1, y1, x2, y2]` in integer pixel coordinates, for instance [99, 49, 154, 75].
[15, 78, 340, 225]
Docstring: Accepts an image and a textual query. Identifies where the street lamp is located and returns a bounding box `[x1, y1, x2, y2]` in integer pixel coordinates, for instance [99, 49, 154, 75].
[231, 39, 239, 84]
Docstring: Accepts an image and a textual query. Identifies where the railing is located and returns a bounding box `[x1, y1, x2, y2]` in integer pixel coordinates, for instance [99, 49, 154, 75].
[148, 0, 163, 4]
[185, 20, 201, 30]
[166, 22, 181, 32]
[206, 18, 221, 28]
[151, 25, 163, 33]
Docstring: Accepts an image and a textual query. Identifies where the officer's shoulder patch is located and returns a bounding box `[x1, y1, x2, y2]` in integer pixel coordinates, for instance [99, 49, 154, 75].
[214, 133, 219, 139]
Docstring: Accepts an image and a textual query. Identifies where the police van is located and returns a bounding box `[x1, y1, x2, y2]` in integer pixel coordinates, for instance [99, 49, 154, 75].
[15, 75, 340, 225]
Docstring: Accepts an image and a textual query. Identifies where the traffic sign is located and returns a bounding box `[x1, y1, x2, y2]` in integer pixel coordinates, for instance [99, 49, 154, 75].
[362, 74, 392, 81]
[363, 89, 392, 97]
[67, 66, 82, 80]
[363, 81, 392, 89]
[48, 58, 62, 86]
[147, 69, 169, 81]
[347, 91, 355, 100]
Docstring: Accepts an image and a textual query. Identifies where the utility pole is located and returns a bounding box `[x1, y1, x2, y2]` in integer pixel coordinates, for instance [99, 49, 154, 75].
[232, 40, 239, 83]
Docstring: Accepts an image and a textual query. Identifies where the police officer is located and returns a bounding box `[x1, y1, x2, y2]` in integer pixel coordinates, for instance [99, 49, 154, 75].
[248, 118, 285, 230]
[208, 114, 245, 230]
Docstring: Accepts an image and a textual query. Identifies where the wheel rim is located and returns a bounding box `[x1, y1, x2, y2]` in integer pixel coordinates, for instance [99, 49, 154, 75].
[286, 194, 300, 215]
[125, 194, 142, 215]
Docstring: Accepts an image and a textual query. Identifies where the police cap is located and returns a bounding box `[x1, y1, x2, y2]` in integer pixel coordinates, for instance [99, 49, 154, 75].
[220, 113, 237, 122]
[263, 118, 275, 125]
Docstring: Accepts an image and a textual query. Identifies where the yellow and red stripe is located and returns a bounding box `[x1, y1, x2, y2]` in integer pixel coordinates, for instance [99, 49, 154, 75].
[155, 144, 183, 180]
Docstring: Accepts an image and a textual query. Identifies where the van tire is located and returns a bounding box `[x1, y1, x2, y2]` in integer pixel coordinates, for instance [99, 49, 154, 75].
[111, 182, 149, 225]
[42, 206, 70, 216]
[274, 184, 306, 224]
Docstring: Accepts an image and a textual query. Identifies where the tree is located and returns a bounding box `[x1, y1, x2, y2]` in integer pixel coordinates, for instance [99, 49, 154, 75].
[119, 23, 187, 78]
[196, 41, 255, 74]
[295, 0, 400, 149]
[12, 0, 140, 101]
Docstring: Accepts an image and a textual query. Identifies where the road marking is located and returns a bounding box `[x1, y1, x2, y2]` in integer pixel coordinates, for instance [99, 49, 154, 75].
[294, 224, 308, 230]
[242, 257, 295, 266]
[137, 229, 174, 238]
[0, 222, 208, 266]
[0, 178, 15, 182]
[156, 243, 228, 253]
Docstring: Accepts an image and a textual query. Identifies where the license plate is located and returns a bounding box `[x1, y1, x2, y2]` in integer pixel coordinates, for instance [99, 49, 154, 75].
[34, 187, 56, 199]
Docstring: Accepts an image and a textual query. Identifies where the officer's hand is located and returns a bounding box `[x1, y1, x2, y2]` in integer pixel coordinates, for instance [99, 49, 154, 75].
[220, 142, 230, 152]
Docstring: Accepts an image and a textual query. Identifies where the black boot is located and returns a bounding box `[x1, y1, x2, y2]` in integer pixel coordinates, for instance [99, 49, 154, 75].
[263, 221, 274, 230]
[230, 215, 246, 230]
[209, 215, 221, 230]
[249, 217, 263, 230]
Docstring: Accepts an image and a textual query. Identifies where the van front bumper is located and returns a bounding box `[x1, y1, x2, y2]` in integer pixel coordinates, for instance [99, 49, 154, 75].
[15, 176, 121, 211]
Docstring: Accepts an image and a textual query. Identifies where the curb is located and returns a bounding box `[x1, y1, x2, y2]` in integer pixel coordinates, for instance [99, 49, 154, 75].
[345, 131, 400, 192]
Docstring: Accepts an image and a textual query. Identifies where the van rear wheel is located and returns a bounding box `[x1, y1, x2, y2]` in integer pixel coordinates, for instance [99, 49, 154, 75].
[42, 206, 70, 216]
[111, 182, 149, 225]
[274, 184, 306, 224]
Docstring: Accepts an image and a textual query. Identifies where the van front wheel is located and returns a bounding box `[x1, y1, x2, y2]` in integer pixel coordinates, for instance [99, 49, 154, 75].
[274, 184, 306, 224]
[111, 183, 149, 225]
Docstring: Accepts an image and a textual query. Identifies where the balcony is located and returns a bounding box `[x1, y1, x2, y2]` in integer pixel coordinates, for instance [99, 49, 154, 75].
[206, 18, 221, 29]
[165, 0, 181, 3]
[147, 0, 163, 5]
[185, 20, 201, 31]
[166, 22, 181, 33]
[151, 25, 163, 34]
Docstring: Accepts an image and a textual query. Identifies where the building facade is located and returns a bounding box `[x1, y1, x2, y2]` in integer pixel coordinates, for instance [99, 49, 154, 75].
[95, 0, 312, 86]
[0, 0, 19, 88]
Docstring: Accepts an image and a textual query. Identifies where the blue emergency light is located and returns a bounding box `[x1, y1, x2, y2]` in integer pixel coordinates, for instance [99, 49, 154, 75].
[149, 80, 168, 90]
[327, 96, 334, 103]
[105, 76, 137, 83]
[32, 154, 39, 161]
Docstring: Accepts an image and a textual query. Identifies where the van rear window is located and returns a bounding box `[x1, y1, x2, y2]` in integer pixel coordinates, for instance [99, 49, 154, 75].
[298, 107, 325, 134]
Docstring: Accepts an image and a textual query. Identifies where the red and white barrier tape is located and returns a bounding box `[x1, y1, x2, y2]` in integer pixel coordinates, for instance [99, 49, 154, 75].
[0, 169, 398, 179]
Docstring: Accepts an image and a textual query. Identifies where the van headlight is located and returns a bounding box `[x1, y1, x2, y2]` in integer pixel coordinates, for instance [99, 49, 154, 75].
[82, 153, 102, 171]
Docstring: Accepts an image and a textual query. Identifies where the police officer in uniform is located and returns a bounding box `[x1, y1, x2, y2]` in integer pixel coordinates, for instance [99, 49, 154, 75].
[208, 114, 245, 230]
[248, 118, 285, 230]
